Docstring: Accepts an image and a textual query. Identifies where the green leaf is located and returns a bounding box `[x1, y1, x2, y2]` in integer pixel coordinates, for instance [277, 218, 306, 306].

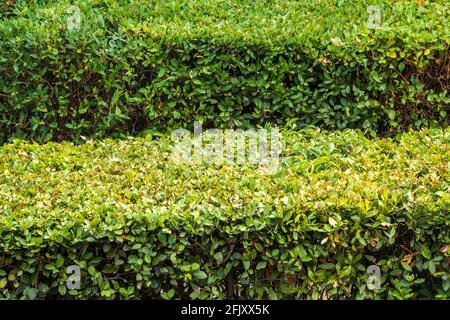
[193, 271, 207, 280]
[320, 263, 336, 270]
[58, 284, 67, 296]
[420, 245, 431, 260]
[158, 68, 166, 78]
[428, 261, 436, 274]
[27, 288, 38, 300]
[256, 261, 267, 270]
[213, 252, 224, 264]
[443, 279, 450, 291]
[161, 289, 175, 300]
[387, 110, 396, 120]
[111, 90, 121, 105]
[0, 278, 7, 289]
[55, 257, 64, 268]
[102, 265, 120, 274]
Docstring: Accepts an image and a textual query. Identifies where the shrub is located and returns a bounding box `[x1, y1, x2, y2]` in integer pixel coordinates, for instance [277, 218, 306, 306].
[0, 127, 448, 299]
[0, 0, 449, 143]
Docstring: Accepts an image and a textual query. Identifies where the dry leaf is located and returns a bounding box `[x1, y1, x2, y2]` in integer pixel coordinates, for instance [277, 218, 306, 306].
[330, 38, 342, 46]
[328, 216, 337, 227]
[371, 236, 379, 247]
[402, 253, 415, 265]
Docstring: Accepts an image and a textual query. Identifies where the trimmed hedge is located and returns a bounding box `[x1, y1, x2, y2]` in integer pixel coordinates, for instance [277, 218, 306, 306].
[0, 127, 449, 299]
[0, 0, 449, 143]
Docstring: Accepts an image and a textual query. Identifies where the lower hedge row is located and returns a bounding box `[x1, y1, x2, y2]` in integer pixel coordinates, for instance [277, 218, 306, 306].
[0, 127, 449, 299]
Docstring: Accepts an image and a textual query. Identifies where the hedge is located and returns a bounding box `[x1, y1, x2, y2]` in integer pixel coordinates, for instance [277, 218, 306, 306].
[0, 127, 449, 299]
[0, 0, 449, 143]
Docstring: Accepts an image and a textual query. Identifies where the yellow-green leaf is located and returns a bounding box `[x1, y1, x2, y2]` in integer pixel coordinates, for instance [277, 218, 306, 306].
[386, 51, 397, 59]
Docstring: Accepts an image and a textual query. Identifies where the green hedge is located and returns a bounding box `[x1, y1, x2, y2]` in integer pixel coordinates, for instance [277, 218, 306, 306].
[0, 0, 449, 143]
[0, 127, 449, 299]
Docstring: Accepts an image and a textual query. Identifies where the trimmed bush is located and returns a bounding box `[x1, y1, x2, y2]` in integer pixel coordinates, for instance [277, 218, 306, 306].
[0, 127, 449, 299]
[0, 0, 449, 143]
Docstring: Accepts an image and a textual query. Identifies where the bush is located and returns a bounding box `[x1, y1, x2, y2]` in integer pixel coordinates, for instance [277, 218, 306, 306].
[0, 0, 449, 143]
[0, 127, 448, 299]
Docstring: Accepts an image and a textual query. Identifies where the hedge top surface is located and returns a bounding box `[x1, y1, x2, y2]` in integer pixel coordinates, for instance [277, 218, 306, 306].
[3, 0, 449, 49]
[0, 127, 449, 234]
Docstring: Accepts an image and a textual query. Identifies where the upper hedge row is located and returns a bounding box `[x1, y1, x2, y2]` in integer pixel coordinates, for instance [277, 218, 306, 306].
[0, 0, 449, 142]
[0, 127, 449, 299]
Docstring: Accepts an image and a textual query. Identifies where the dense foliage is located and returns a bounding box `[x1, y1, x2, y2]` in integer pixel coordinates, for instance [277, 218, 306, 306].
[0, 128, 448, 299]
[0, 0, 449, 143]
